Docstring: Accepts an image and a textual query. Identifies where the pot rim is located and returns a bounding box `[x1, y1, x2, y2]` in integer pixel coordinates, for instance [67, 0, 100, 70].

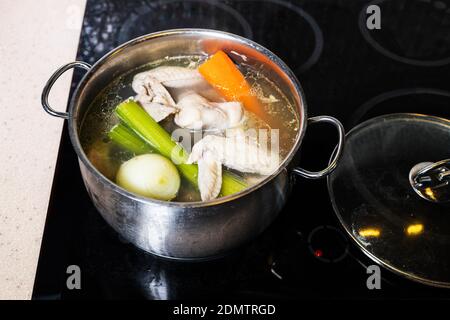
[68, 28, 308, 208]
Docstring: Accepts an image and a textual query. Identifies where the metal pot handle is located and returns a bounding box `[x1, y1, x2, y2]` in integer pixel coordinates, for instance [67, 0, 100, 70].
[292, 116, 345, 179]
[41, 61, 92, 119]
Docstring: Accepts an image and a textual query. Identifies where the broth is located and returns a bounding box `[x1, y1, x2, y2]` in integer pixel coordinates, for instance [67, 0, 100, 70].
[80, 55, 300, 202]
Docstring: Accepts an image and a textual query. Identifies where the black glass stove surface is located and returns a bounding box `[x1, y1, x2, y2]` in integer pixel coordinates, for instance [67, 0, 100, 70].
[33, 0, 450, 300]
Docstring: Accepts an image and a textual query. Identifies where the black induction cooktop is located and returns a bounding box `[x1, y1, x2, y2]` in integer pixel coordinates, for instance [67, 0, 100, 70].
[32, 0, 450, 300]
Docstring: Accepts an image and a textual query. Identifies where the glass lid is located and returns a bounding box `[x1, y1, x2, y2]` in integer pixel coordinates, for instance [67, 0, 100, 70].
[328, 113, 450, 287]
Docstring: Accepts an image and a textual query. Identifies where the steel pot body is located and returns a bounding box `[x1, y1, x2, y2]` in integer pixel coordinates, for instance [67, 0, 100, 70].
[42, 29, 344, 259]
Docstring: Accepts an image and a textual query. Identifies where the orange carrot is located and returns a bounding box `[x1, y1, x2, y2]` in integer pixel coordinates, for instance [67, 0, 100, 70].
[198, 50, 267, 121]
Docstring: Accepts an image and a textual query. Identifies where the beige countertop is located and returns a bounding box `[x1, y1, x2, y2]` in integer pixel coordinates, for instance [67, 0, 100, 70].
[0, 0, 86, 300]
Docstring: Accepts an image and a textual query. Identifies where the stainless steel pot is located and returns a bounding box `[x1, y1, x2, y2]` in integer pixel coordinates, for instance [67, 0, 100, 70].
[42, 29, 345, 260]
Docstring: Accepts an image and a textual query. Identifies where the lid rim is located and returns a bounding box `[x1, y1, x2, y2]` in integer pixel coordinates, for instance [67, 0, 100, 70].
[327, 113, 450, 288]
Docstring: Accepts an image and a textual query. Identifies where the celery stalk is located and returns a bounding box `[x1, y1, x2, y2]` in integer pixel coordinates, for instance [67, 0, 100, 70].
[109, 122, 198, 186]
[114, 100, 247, 196]
[221, 171, 249, 195]
[108, 123, 153, 155]
[115, 100, 189, 163]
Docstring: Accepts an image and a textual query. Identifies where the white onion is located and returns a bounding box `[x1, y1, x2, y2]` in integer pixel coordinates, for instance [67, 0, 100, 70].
[116, 154, 180, 200]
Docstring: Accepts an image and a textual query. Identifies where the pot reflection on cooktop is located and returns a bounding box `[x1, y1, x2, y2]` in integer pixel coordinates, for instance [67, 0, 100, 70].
[65, 205, 296, 299]
[66, 203, 386, 299]
[359, 0, 450, 66]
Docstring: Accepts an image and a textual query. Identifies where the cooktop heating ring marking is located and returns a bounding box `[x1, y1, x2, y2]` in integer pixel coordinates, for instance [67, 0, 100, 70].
[245, 0, 324, 72]
[359, 0, 450, 67]
[349, 88, 450, 127]
[307, 225, 349, 263]
[118, 0, 253, 44]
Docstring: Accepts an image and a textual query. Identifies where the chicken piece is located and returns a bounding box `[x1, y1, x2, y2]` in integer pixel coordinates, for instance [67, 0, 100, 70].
[197, 150, 222, 201]
[133, 66, 223, 102]
[188, 133, 279, 176]
[174, 92, 244, 130]
[134, 75, 178, 122]
[138, 99, 177, 123]
[132, 67, 244, 129]
[187, 132, 279, 200]
[137, 66, 205, 88]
